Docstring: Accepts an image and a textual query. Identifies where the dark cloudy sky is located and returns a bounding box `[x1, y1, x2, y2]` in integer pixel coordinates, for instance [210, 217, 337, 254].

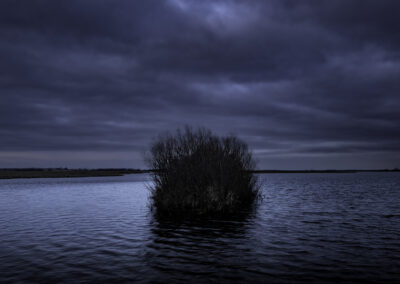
[1, 0, 399, 169]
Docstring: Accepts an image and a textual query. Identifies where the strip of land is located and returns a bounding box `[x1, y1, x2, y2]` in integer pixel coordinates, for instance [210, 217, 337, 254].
[0, 168, 398, 179]
[251, 169, 400, 174]
[0, 168, 151, 179]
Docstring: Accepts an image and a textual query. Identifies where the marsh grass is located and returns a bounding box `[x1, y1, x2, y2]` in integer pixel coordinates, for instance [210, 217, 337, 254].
[147, 127, 260, 217]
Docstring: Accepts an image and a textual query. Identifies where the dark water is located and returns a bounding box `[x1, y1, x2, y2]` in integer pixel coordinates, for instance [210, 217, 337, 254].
[1, 173, 400, 283]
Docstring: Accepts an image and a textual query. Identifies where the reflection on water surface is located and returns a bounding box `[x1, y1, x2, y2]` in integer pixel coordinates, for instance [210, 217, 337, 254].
[1, 173, 400, 283]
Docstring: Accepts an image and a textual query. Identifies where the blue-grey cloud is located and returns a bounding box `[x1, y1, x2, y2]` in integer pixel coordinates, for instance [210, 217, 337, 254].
[0, 0, 399, 169]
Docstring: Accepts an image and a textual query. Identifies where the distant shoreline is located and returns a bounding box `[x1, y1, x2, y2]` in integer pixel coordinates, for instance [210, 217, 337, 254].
[251, 169, 400, 174]
[0, 169, 151, 179]
[0, 168, 399, 180]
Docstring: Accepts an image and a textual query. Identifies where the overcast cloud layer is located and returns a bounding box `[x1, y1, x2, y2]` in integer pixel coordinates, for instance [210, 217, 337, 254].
[1, 0, 399, 169]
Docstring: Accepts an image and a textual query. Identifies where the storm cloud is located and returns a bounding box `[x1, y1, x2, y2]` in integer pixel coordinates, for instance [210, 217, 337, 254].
[1, 0, 399, 169]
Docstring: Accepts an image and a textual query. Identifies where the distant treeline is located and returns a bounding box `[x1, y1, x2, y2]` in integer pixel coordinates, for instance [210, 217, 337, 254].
[0, 168, 152, 179]
[0, 168, 398, 179]
[0, 168, 149, 172]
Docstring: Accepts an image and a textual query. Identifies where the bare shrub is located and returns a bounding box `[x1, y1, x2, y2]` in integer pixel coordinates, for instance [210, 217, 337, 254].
[147, 127, 259, 217]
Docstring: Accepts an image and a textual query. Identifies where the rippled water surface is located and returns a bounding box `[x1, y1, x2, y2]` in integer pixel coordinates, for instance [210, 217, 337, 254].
[1, 173, 400, 283]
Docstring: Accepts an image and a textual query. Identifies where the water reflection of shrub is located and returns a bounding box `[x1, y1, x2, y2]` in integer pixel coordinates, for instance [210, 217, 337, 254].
[151, 209, 255, 239]
[147, 127, 260, 217]
[143, 210, 256, 282]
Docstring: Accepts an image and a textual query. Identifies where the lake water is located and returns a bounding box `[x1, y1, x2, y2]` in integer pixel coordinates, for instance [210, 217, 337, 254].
[1, 173, 400, 283]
